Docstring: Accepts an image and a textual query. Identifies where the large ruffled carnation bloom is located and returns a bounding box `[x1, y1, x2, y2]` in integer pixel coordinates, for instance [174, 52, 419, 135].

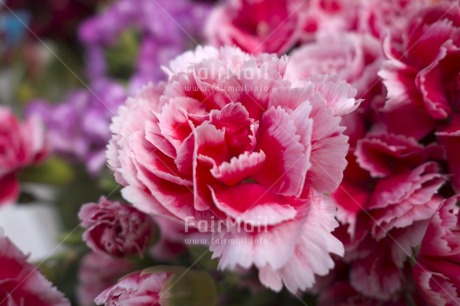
[0, 230, 69, 306]
[0, 107, 48, 206]
[107, 46, 359, 293]
[413, 195, 460, 306]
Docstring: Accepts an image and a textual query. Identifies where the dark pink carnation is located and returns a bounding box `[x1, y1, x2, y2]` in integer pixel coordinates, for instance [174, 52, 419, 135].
[379, 3, 460, 191]
[335, 158, 445, 299]
[107, 46, 360, 292]
[79, 196, 154, 257]
[0, 107, 48, 206]
[358, 0, 429, 38]
[379, 2, 460, 130]
[0, 230, 69, 306]
[76, 252, 134, 306]
[413, 196, 460, 305]
[205, 0, 304, 54]
[355, 133, 444, 178]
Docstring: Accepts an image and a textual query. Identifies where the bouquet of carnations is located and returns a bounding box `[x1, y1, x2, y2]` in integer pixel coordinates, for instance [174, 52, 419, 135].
[0, 0, 459, 305]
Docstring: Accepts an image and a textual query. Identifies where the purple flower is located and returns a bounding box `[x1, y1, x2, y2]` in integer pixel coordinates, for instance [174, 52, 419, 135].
[78, 0, 210, 93]
[26, 80, 126, 174]
[78, 196, 154, 257]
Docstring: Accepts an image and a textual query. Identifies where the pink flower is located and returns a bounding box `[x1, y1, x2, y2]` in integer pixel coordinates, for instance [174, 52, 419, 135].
[78, 196, 154, 257]
[94, 271, 168, 306]
[334, 134, 446, 299]
[355, 133, 444, 178]
[298, 0, 360, 42]
[205, 0, 304, 54]
[0, 107, 48, 206]
[286, 33, 382, 101]
[107, 46, 359, 292]
[358, 0, 429, 38]
[413, 196, 460, 305]
[379, 3, 460, 191]
[77, 252, 134, 306]
[285, 33, 384, 149]
[0, 230, 69, 306]
[335, 133, 444, 227]
[379, 2, 460, 131]
[94, 267, 217, 306]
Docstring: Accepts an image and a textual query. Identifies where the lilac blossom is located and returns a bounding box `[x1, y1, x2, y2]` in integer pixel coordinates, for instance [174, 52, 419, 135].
[26, 80, 126, 174]
[78, 0, 210, 93]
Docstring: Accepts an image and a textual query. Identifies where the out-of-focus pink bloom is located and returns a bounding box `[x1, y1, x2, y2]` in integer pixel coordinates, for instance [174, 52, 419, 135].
[0, 230, 69, 306]
[0, 107, 48, 206]
[285, 33, 384, 149]
[205, 0, 304, 54]
[358, 0, 429, 38]
[413, 196, 460, 306]
[299, 0, 360, 42]
[107, 46, 360, 293]
[286, 33, 382, 100]
[76, 252, 134, 306]
[79, 196, 154, 257]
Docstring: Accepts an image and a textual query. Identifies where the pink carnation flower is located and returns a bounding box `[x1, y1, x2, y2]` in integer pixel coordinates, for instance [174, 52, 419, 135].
[205, 0, 304, 55]
[0, 107, 48, 206]
[0, 230, 69, 306]
[358, 0, 429, 38]
[413, 196, 460, 305]
[76, 252, 134, 306]
[107, 46, 359, 292]
[286, 33, 382, 101]
[94, 270, 169, 305]
[79, 196, 154, 257]
[94, 267, 216, 306]
[379, 2, 460, 191]
[334, 134, 446, 299]
[298, 0, 360, 42]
